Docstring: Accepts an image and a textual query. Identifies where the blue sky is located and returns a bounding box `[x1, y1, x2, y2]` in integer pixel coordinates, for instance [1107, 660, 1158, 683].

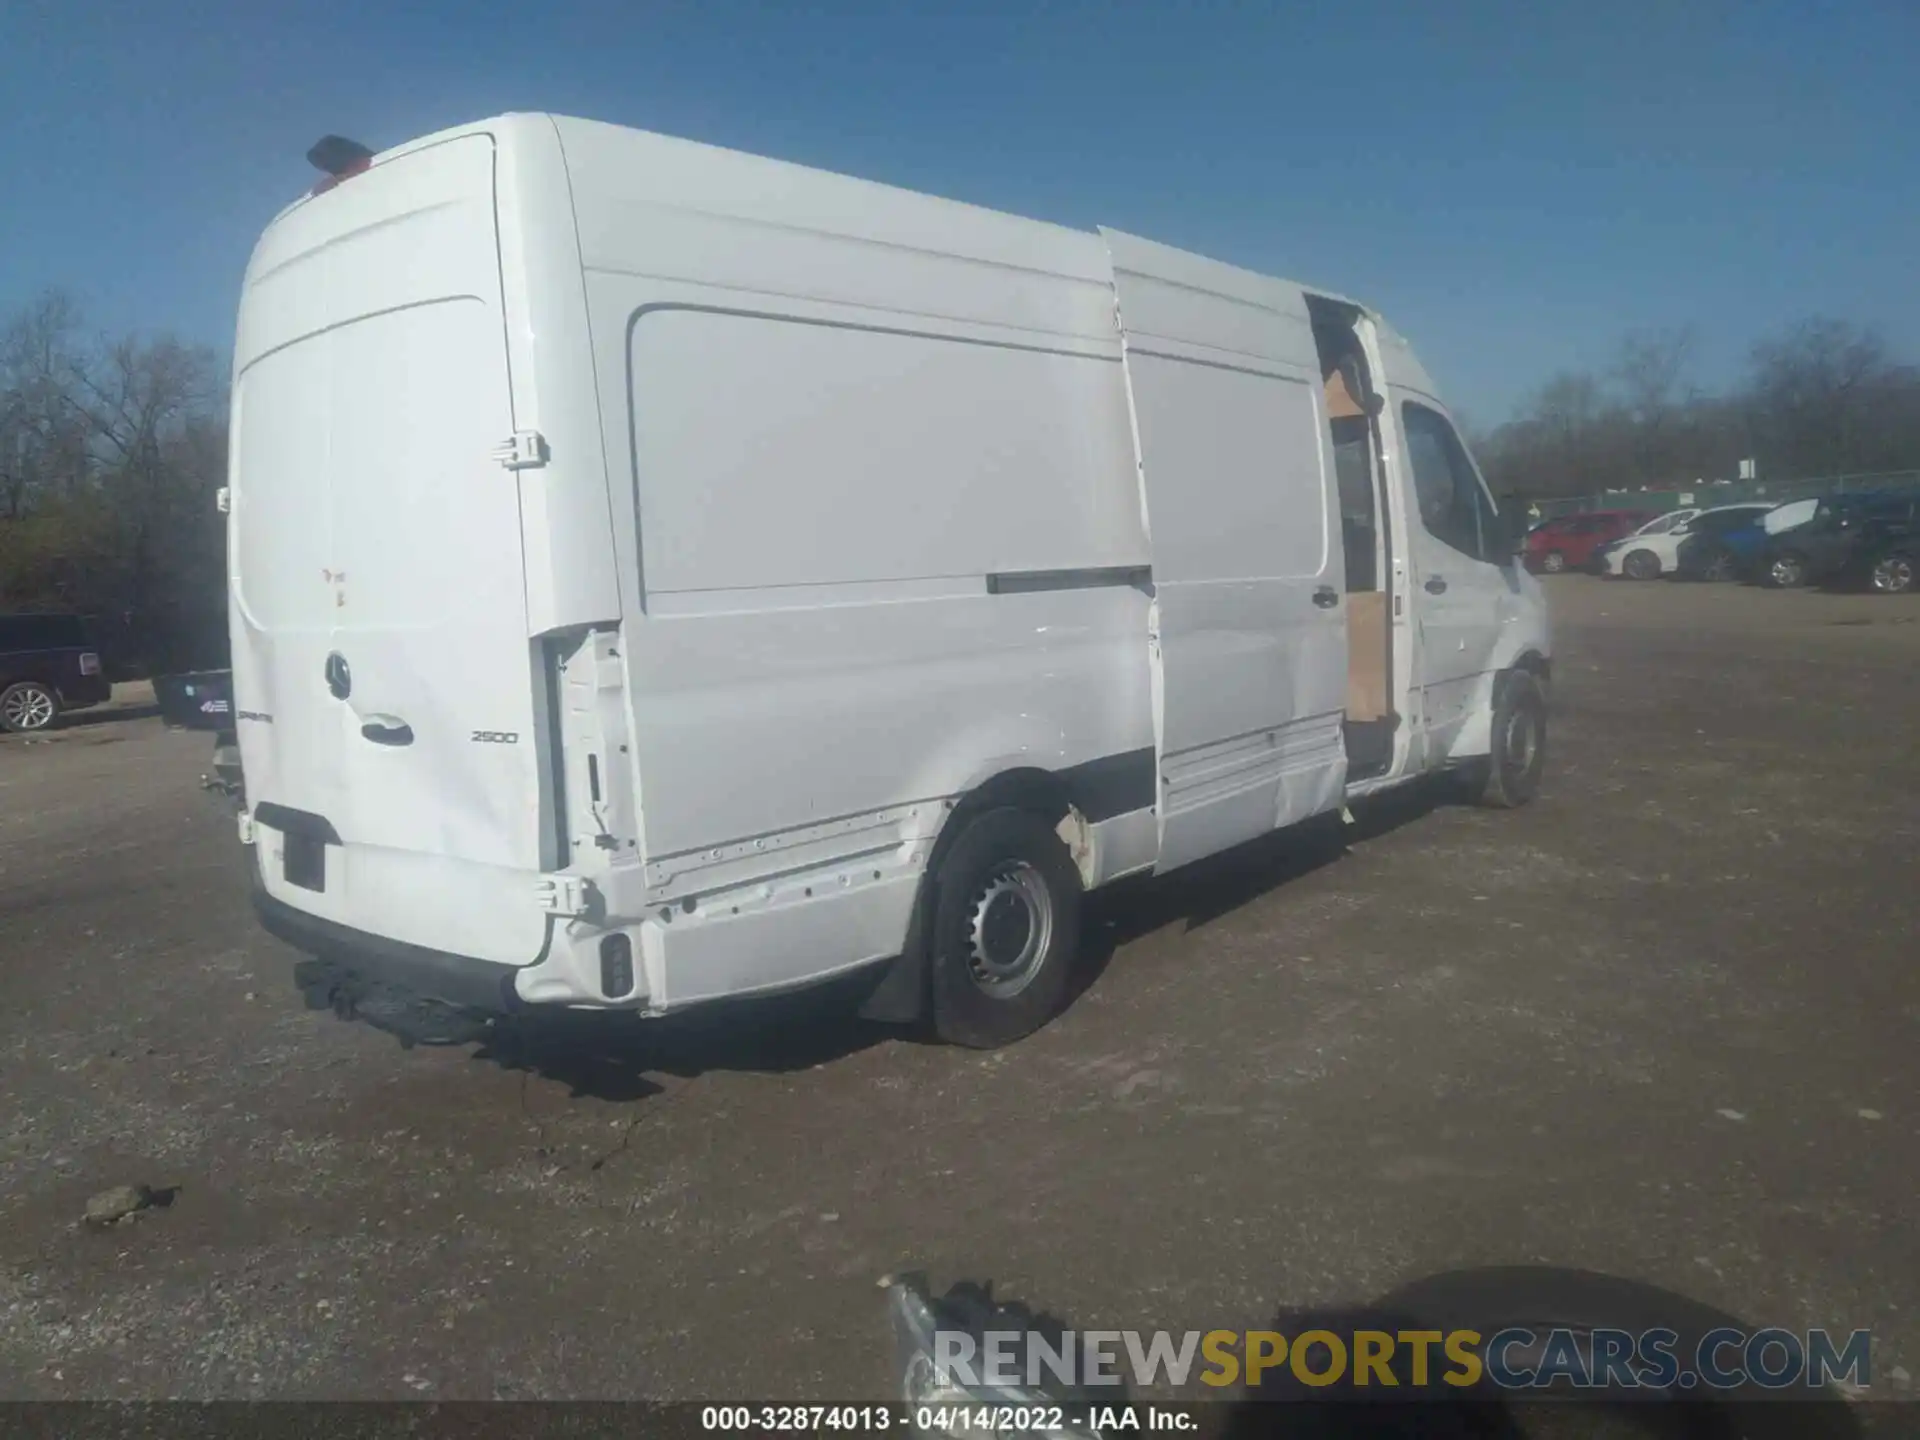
[3, 0, 1915, 423]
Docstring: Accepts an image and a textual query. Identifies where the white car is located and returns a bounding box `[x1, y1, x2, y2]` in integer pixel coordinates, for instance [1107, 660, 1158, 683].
[1599, 504, 1772, 580]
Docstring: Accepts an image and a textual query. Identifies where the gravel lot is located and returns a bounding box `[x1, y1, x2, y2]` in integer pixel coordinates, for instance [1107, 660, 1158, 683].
[2, 580, 1916, 1423]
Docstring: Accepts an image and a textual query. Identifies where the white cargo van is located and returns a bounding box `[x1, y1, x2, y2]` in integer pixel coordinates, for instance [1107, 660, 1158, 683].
[230, 114, 1550, 1047]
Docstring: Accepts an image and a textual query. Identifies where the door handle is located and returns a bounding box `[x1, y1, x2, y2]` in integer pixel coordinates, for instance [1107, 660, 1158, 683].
[1424, 576, 1448, 594]
[1312, 586, 1340, 609]
[359, 717, 414, 746]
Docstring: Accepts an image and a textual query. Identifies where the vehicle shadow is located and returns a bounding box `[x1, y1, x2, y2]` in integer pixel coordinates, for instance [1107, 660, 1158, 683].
[299, 776, 1457, 1102]
[910, 1265, 1871, 1439]
[1213, 1265, 1869, 1439]
[292, 953, 893, 1102]
[60, 702, 162, 729]
[1069, 776, 1449, 1004]
[475, 973, 895, 1102]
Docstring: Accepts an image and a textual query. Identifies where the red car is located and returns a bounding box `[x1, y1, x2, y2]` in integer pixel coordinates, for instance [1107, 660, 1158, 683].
[1523, 510, 1656, 574]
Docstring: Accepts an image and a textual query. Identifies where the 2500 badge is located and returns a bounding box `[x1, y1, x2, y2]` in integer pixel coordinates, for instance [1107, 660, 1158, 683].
[470, 730, 519, 744]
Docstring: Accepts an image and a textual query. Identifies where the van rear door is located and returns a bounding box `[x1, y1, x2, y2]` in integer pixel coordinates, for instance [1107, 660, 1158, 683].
[1102, 230, 1349, 873]
[230, 133, 549, 964]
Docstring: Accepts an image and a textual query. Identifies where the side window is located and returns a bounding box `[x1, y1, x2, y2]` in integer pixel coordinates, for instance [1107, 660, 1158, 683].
[0, 616, 83, 651]
[1402, 401, 1493, 562]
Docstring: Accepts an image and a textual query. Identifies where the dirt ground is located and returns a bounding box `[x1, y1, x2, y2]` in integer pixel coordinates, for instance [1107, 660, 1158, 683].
[2, 580, 1916, 1417]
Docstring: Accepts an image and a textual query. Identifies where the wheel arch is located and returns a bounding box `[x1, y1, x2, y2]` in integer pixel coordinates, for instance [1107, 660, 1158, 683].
[1445, 648, 1552, 763]
[856, 764, 1083, 1025]
[1623, 545, 1662, 576]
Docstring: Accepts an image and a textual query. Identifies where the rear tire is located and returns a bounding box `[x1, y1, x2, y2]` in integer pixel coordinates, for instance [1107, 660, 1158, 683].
[1622, 549, 1661, 581]
[1461, 671, 1547, 810]
[927, 807, 1083, 1049]
[1870, 553, 1915, 595]
[0, 681, 61, 734]
[1700, 548, 1736, 583]
[1541, 550, 1567, 574]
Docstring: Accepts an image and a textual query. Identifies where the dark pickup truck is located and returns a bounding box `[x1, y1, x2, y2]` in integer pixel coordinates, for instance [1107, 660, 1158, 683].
[0, 613, 111, 733]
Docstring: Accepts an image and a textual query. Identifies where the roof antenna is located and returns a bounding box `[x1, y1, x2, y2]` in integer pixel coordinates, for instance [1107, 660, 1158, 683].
[306, 135, 374, 194]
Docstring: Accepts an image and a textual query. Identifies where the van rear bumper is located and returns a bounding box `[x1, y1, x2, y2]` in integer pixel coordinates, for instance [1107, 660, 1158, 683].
[252, 885, 525, 1014]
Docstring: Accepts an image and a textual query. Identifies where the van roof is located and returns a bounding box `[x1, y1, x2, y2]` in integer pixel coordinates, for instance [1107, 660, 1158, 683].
[268, 112, 1379, 324]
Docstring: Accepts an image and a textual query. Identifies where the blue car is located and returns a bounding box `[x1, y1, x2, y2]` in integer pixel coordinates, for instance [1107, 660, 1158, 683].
[1673, 503, 1795, 581]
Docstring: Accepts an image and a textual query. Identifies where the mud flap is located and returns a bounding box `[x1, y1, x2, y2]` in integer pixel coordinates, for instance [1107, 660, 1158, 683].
[855, 901, 931, 1025]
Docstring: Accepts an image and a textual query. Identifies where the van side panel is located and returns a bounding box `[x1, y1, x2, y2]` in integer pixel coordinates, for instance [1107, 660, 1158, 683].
[555, 119, 1154, 998]
[595, 277, 1154, 865]
[630, 309, 1142, 594]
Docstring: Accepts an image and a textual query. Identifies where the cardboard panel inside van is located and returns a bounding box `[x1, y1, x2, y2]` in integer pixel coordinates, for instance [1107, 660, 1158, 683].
[1346, 590, 1390, 721]
[1325, 366, 1365, 421]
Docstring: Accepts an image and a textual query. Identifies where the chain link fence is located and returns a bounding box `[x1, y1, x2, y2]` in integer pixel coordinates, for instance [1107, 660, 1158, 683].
[1524, 470, 1920, 521]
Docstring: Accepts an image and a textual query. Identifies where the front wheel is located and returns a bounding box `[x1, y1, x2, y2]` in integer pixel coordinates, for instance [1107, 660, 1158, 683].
[1461, 671, 1547, 809]
[927, 807, 1083, 1049]
[1622, 549, 1662, 581]
[1765, 551, 1809, 589]
[1870, 553, 1915, 595]
[1541, 550, 1568, 574]
[0, 681, 61, 734]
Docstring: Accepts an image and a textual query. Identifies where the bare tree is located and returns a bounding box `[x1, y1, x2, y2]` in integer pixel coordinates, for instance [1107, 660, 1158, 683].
[1475, 315, 1920, 502]
[1612, 327, 1696, 486]
[1745, 318, 1919, 478]
[0, 292, 92, 521]
[0, 294, 228, 673]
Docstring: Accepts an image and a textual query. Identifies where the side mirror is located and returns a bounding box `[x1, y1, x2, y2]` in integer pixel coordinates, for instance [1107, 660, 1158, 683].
[1496, 506, 1530, 558]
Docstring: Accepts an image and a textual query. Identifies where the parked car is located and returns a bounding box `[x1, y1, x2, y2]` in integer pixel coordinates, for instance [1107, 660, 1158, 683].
[1590, 508, 1697, 579]
[1582, 503, 1704, 579]
[1595, 505, 1772, 580]
[1524, 509, 1657, 573]
[1759, 494, 1919, 589]
[1673, 504, 1792, 581]
[0, 613, 111, 734]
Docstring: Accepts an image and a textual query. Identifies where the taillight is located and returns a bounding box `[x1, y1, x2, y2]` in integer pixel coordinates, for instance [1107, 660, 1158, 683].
[78, 652, 101, 676]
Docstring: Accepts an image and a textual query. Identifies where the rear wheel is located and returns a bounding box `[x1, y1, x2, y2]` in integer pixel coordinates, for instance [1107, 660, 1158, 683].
[1622, 549, 1662, 581]
[1461, 671, 1547, 809]
[1541, 550, 1568, 574]
[927, 807, 1083, 1049]
[1699, 548, 1736, 583]
[0, 681, 60, 734]
[1870, 553, 1915, 595]
[1765, 550, 1809, 588]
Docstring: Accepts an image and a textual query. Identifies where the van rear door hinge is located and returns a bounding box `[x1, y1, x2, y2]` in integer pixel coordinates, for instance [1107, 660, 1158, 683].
[492, 430, 549, 470]
[534, 873, 596, 918]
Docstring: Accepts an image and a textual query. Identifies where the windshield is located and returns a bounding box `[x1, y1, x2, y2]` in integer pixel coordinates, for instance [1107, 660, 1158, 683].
[1764, 498, 1821, 533]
